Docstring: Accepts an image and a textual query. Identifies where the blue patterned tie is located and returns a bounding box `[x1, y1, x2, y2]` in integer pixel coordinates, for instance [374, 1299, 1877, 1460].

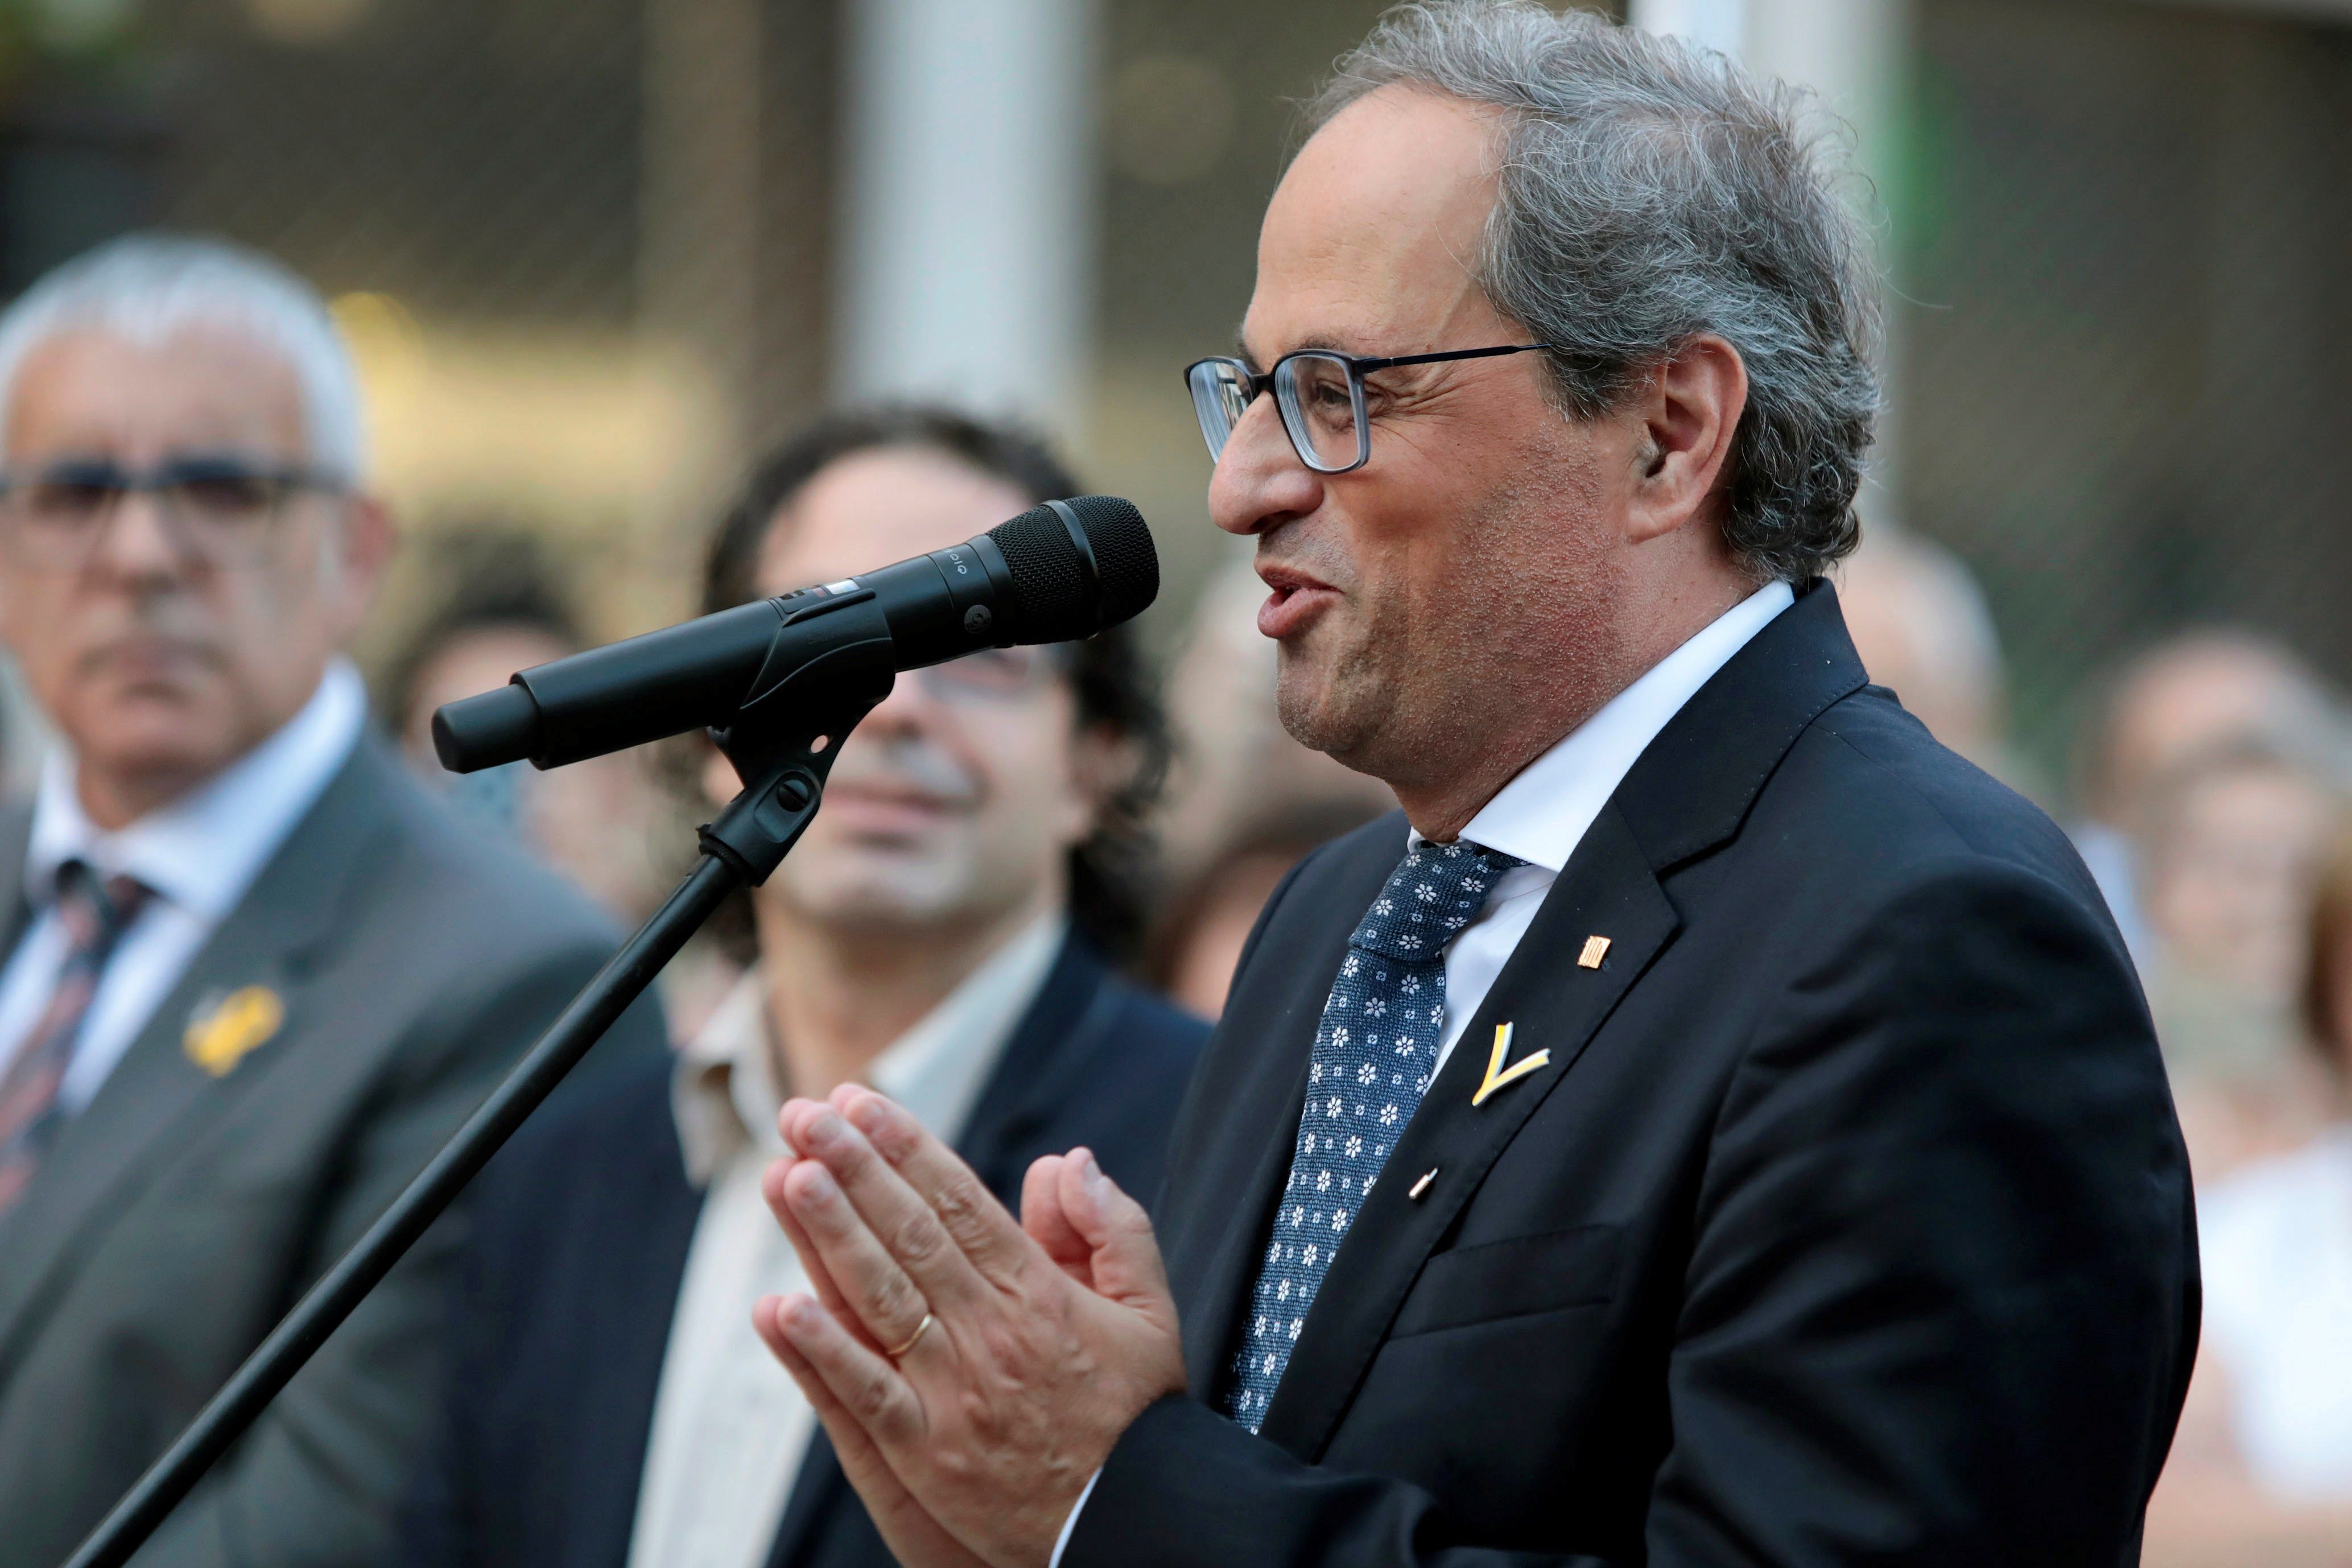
[1224, 837, 1522, 1431]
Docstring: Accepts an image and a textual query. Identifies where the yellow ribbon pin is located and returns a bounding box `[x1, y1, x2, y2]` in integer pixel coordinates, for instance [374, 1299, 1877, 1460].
[184, 985, 286, 1079]
[1470, 1021, 1551, 1107]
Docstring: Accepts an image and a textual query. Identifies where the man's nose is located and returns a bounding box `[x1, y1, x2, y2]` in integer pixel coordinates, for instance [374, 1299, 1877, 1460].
[857, 666, 943, 734]
[86, 492, 195, 581]
[1208, 397, 1322, 537]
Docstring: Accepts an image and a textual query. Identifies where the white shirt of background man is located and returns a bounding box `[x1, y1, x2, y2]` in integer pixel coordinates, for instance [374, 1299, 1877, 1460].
[1049, 576, 1796, 1568]
[628, 911, 1067, 1568]
[0, 658, 367, 1113]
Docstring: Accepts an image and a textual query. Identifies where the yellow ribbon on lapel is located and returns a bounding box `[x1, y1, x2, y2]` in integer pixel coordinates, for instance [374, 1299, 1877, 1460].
[1471, 1021, 1551, 1107]
[184, 985, 286, 1079]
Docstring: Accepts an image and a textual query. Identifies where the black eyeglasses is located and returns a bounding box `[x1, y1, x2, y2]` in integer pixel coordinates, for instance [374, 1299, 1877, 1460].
[1184, 342, 1554, 474]
[0, 455, 348, 569]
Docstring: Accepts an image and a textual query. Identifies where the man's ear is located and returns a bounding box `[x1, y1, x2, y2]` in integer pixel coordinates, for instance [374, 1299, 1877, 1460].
[1625, 335, 1747, 546]
[330, 493, 398, 622]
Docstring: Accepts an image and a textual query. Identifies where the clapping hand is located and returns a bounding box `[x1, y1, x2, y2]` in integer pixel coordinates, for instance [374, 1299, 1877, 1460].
[751, 1086, 1186, 1568]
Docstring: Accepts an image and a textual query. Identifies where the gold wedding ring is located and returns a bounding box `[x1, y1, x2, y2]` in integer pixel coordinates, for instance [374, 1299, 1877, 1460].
[885, 1312, 935, 1360]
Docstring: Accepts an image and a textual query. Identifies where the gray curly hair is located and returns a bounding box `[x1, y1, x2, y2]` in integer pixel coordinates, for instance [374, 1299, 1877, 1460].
[1307, 1, 1881, 583]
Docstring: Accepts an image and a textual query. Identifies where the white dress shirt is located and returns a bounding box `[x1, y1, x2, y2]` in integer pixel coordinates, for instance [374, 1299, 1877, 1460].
[1049, 578, 1794, 1567]
[0, 659, 366, 1113]
[628, 912, 1066, 1568]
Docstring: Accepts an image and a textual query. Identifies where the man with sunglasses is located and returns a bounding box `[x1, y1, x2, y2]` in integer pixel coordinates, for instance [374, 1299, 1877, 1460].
[0, 235, 665, 1568]
[398, 408, 1207, 1568]
[748, 8, 2195, 1568]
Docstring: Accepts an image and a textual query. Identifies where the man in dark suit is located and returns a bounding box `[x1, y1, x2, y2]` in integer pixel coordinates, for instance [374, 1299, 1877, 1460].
[740, 9, 2198, 1568]
[397, 409, 1207, 1568]
[0, 235, 662, 1567]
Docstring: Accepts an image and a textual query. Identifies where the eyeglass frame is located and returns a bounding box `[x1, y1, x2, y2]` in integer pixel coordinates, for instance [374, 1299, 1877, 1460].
[0, 453, 352, 570]
[1183, 342, 1556, 474]
[907, 641, 1074, 705]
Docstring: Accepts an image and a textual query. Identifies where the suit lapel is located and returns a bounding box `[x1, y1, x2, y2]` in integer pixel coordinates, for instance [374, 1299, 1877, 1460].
[1173, 831, 1400, 1396]
[0, 802, 33, 963]
[0, 743, 390, 1365]
[1256, 806, 1677, 1457]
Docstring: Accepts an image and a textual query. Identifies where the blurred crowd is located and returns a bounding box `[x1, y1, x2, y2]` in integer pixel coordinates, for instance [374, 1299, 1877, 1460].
[0, 228, 2348, 1566]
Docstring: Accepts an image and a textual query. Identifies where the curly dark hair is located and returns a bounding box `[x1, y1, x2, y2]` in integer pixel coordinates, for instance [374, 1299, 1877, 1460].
[701, 406, 1169, 958]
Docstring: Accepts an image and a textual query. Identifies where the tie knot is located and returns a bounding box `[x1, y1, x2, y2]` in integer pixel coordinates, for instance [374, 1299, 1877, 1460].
[53, 860, 152, 947]
[1348, 839, 1522, 962]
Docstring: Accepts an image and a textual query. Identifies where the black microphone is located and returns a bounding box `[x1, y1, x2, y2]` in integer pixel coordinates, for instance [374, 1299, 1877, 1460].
[432, 495, 1156, 773]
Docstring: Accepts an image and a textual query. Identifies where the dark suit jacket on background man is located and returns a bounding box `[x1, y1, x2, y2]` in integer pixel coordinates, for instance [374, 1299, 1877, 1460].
[1067, 585, 2198, 1567]
[0, 738, 662, 1568]
[400, 936, 1204, 1568]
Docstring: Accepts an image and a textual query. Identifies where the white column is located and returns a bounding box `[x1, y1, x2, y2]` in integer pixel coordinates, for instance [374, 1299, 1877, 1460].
[835, 0, 1099, 441]
[1625, 0, 1748, 58]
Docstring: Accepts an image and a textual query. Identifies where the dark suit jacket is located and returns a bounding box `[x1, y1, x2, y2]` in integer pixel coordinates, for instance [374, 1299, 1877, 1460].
[397, 935, 1207, 1568]
[1067, 583, 2198, 1568]
[0, 737, 665, 1568]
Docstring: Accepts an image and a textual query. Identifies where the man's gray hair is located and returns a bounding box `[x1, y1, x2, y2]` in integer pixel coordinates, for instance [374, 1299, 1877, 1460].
[1310, 1, 1881, 583]
[0, 233, 364, 482]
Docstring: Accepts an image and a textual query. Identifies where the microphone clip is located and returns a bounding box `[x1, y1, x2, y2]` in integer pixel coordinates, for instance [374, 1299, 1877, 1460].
[697, 594, 897, 886]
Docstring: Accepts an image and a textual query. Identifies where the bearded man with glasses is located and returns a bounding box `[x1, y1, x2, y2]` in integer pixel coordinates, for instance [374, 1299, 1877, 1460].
[0, 236, 667, 1568]
[742, 7, 2196, 1568]
[398, 408, 1207, 1568]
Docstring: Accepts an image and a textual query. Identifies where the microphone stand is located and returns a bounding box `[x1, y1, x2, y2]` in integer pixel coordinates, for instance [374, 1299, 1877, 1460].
[61, 649, 898, 1568]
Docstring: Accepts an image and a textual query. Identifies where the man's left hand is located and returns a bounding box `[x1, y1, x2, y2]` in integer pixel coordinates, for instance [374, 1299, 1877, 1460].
[750, 1086, 1186, 1568]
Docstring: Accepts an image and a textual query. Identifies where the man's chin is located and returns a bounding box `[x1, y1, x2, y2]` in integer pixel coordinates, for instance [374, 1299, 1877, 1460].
[1274, 658, 1383, 768]
[67, 702, 244, 787]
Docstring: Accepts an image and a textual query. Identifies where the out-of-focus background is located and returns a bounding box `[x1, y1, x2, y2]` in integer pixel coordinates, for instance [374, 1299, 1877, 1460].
[4, 0, 2352, 1553]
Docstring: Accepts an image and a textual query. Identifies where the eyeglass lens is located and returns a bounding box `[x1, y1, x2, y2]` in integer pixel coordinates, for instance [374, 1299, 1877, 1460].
[1186, 360, 1251, 461]
[1272, 353, 1365, 473]
[0, 459, 312, 567]
[1185, 355, 1367, 474]
[913, 645, 1062, 703]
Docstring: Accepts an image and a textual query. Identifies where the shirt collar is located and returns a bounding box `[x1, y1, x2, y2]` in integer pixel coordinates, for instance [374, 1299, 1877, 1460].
[1431, 580, 1794, 872]
[26, 658, 369, 917]
[671, 911, 1068, 1186]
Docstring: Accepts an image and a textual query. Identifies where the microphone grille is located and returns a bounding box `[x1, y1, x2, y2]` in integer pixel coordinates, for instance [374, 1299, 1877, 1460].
[987, 496, 1159, 641]
[1068, 494, 1159, 626]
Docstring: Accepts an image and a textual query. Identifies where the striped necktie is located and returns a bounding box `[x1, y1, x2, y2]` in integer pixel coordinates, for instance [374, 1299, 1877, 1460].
[1224, 837, 1521, 1431]
[0, 860, 152, 1215]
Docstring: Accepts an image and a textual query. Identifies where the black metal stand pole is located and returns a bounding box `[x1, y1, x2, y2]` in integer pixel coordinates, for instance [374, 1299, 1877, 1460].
[63, 647, 896, 1568]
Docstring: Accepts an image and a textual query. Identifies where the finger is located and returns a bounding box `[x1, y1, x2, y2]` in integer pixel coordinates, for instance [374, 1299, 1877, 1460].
[783, 1097, 996, 1310]
[766, 1153, 935, 1355]
[1021, 1154, 1095, 1286]
[757, 1290, 927, 1450]
[1055, 1148, 1177, 1314]
[839, 1088, 1042, 1293]
[753, 1297, 987, 1568]
[762, 1157, 882, 1353]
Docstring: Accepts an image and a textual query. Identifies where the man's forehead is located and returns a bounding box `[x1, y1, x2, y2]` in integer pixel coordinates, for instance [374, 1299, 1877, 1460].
[7, 323, 306, 452]
[758, 447, 1031, 589]
[1244, 85, 1502, 361]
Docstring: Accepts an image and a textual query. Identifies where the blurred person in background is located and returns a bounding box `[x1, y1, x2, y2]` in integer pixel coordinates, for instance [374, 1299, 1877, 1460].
[1156, 550, 1398, 882]
[1835, 521, 2021, 786]
[2138, 740, 2341, 1176]
[0, 234, 663, 1568]
[2144, 814, 2352, 1567]
[2074, 629, 2342, 970]
[397, 407, 1208, 1568]
[1149, 798, 1387, 1020]
[386, 533, 736, 1042]
[387, 529, 587, 842]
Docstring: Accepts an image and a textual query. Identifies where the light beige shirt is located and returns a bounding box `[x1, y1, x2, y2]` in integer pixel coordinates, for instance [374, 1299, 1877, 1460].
[626, 913, 1066, 1568]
